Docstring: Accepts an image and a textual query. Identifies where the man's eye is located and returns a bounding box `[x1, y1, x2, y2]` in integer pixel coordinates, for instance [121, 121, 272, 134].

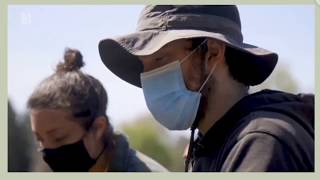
[155, 57, 166, 62]
[155, 57, 165, 62]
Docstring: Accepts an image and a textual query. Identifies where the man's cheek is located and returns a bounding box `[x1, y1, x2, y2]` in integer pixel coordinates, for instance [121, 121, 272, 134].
[185, 78, 201, 91]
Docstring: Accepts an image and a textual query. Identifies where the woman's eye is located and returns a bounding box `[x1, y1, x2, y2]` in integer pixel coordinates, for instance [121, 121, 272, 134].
[54, 136, 66, 142]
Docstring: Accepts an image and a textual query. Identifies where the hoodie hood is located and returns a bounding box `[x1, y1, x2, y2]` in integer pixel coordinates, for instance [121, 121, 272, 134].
[194, 89, 314, 156]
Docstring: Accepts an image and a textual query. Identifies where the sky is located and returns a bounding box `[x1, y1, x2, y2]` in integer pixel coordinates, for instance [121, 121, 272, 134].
[8, 5, 315, 132]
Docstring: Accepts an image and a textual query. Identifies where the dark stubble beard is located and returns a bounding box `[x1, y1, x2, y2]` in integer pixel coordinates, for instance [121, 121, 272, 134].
[192, 82, 212, 131]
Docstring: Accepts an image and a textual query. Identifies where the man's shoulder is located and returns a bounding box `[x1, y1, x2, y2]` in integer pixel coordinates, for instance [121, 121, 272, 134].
[235, 111, 312, 141]
[228, 110, 314, 157]
[236, 111, 295, 138]
[220, 111, 314, 171]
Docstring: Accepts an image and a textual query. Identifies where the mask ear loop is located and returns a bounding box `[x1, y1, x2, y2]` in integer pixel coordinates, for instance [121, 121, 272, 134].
[82, 121, 107, 161]
[181, 39, 208, 64]
[94, 143, 107, 161]
[197, 61, 219, 93]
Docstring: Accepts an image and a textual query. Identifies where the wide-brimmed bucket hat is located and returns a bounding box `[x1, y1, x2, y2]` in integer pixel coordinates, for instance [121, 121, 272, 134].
[99, 5, 278, 87]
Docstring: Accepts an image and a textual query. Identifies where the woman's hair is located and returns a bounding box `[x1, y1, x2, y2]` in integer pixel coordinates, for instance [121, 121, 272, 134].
[27, 48, 109, 130]
[191, 38, 251, 86]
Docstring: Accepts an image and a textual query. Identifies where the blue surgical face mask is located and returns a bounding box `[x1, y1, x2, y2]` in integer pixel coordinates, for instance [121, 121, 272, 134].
[140, 40, 218, 130]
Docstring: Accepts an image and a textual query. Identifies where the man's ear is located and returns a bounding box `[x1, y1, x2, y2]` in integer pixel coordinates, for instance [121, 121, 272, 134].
[91, 116, 109, 140]
[206, 38, 226, 67]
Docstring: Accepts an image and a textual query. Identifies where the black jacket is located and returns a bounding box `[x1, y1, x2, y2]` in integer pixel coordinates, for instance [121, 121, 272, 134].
[191, 90, 314, 172]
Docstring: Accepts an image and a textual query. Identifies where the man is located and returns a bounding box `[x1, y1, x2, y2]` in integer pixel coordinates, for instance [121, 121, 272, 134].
[98, 5, 314, 172]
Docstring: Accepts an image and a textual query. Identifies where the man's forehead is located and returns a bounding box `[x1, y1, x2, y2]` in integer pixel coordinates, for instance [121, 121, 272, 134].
[145, 39, 192, 57]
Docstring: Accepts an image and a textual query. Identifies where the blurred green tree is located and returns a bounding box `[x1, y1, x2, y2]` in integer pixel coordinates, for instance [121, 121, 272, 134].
[120, 115, 188, 172]
[8, 101, 33, 171]
[250, 62, 299, 93]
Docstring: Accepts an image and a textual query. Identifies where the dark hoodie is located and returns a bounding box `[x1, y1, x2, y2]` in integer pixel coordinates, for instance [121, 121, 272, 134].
[191, 89, 314, 172]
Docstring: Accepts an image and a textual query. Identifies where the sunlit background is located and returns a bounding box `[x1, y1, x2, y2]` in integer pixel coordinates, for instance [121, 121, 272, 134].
[8, 5, 314, 172]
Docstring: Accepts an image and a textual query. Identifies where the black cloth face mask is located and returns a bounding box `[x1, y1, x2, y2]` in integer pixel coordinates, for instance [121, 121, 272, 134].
[42, 137, 104, 172]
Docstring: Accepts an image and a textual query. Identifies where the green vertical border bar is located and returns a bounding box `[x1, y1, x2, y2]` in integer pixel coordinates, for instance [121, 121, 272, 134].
[4, 0, 316, 5]
[0, 0, 8, 173]
[315, 0, 319, 173]
[1, 0, 319, 180]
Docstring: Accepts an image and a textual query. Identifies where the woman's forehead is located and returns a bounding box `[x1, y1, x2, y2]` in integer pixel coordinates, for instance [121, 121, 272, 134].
[31, 108, 72, 119]
[30, 109, 78, 131]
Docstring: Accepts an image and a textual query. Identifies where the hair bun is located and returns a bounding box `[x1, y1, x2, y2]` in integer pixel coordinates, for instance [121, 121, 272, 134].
[57, 48, 85, 72]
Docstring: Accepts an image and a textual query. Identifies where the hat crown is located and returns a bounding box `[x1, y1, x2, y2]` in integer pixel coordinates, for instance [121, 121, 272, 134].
[137, 5, 243, 43]
[140, 5, 241, 27]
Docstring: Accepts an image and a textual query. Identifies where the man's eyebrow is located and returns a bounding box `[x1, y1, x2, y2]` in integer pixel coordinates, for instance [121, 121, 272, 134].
[156, 49, 172, 58]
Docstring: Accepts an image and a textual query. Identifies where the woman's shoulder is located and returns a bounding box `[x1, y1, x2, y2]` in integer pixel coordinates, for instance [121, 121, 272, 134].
[109, 132, 168, 172]
[127, 149, 168, 172]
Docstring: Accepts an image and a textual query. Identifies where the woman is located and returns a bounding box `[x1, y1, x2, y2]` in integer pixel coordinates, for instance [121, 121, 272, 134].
[27, 48, 167, 172]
